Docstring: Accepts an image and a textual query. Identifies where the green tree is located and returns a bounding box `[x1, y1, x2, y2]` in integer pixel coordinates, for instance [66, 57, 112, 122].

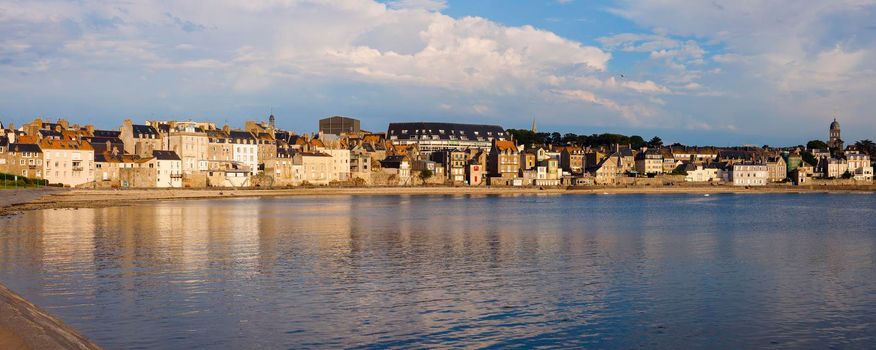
[418, 169, 434, 184]
[842, 170, 853, 179]
[629, 135, 646, 149]
[648, 136, 663, 148]
[801, 151, 817, 166]
[807, 140, 828, 150]
[854, 139, 876, 155]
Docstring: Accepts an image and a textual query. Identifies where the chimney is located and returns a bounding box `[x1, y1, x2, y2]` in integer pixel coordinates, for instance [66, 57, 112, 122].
[105, 140, 111, 150]
[86, 125, 95, 134]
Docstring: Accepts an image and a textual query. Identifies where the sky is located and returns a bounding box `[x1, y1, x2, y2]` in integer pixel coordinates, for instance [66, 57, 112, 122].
[1, 0, 875, 146]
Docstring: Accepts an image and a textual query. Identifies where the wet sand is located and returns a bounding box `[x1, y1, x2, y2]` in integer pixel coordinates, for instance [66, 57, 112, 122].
[2, 184, 874, 215]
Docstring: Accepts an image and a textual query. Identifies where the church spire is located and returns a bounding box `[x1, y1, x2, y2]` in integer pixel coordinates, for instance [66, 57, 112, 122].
[530, 118, 537, 134]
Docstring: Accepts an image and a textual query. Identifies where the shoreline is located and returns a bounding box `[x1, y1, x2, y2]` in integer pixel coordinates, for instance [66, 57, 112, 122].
[2, 185, 874, 215]
[0, 284, 101, 350]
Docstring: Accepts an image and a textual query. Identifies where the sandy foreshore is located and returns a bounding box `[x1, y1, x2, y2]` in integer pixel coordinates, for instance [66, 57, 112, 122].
[1, 184, 873, 215]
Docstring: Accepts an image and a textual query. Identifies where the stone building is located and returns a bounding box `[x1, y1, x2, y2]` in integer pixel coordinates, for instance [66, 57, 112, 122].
[120, 120, 162, 157]
[765, 156, 787, 182]
[487, 140, 520, 185]
[559, 146, 586, 175]
[635, 150, 663, 175]
[729, 163, 768, 186]
[3, 143, 44, 179]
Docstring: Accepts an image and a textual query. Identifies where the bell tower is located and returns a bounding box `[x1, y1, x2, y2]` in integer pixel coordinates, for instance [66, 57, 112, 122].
[828, 118, 843, 150]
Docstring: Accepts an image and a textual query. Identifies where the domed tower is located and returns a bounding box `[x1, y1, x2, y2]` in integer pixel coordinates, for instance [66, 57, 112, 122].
[828, 118, 843, 150]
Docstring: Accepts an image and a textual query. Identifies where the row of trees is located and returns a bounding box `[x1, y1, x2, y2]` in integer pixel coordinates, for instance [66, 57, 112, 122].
[506, 129, 664, 149]
[505, 129, 876, 158]
[805, 139, 876, 154]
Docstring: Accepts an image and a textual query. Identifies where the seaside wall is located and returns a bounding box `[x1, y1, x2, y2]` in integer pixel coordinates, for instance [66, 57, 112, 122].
[0, 283, 101, 350]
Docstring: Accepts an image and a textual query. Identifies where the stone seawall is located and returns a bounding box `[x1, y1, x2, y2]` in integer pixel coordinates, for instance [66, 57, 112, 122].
[0, 284, 101, 350]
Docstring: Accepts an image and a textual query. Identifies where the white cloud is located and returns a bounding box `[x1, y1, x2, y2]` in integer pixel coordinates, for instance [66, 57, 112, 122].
[549, 89, 655, 124]
[386, 0, 447, 11]
[610, 0, 876, 131]
[1, 0, 654, 130]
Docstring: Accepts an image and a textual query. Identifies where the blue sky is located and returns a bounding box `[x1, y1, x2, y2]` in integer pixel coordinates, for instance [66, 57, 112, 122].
[1, 0, 875, 146]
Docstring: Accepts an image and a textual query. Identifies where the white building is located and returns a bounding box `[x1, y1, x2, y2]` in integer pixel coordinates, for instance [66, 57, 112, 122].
[825, 158, 848, 179]
[684, 164, 723, 182]
[229, 131, 259, 175]
[846, 152, 873, 181]
[153, 150, 183, 188]
[729, 164, 768, 186]
[41, 139, 95, 187]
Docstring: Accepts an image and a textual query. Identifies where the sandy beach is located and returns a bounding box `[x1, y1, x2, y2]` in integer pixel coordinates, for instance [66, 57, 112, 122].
[1, 184, 873, 216]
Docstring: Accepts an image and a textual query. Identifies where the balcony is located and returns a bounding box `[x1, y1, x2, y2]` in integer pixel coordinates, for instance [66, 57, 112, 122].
[170, 174, 184, 179]
[72, 166, 84, 172]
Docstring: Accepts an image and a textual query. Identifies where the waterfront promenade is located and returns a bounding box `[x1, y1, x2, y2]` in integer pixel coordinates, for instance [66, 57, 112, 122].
[0, 284, 100, 350]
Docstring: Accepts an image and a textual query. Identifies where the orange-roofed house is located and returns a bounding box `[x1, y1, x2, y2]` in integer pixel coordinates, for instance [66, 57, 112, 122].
[41, 139, 95, 186]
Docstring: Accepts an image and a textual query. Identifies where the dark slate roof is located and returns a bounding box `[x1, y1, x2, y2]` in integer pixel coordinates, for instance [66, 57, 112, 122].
[206, 130, 230, 141]
[87, 136, 124, 146]
[298, 152, 330, 157]
[387, 122, 507, 141]
[277, 148, 295, 157]
[39, 129, 63, 137]
[153, 150, 181, 160]
[0, 136, 8, 147]
[229, 130, 256, 140]
[90, 140, 124, 154]
[718, 150, 755, 160]
[133, 124, 160, 136]
[380, 155, 408, 168]
[8, 143, 42, 153]
[274, 130, 293, 142]
[93, 130, 121, 138]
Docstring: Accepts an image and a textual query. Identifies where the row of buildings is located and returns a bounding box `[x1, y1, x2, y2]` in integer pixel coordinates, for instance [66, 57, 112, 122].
[0, 116, 872, 188]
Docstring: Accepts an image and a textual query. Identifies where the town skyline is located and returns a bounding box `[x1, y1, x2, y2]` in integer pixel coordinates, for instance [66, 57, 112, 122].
[2, 1, 875, 146]
[1, 114, 869, 149]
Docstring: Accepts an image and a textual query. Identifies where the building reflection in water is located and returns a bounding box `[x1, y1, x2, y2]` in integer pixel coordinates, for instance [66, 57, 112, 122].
[0, 194, 875, 349]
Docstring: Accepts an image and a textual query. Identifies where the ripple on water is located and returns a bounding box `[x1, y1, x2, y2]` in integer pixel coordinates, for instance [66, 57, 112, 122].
[0, 194, 875, 349]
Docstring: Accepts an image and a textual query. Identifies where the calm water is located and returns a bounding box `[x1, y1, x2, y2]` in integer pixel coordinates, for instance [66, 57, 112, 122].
[1, 194, 876, 349]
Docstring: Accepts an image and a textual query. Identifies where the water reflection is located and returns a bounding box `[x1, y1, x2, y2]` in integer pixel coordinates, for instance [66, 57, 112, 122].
[0, 194, 875, 349]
